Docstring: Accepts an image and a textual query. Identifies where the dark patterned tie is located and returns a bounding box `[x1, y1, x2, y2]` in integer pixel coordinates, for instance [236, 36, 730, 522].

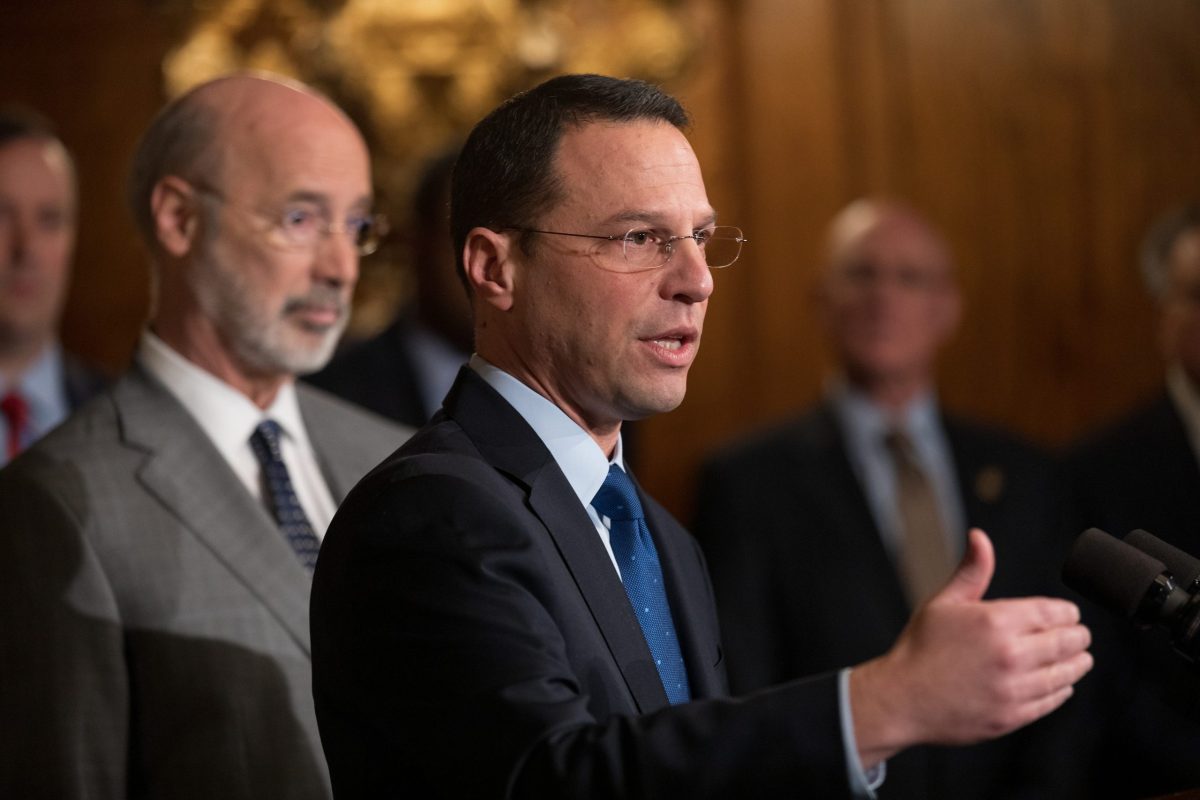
[592, 464, 691, 705]
[249, 420, 321, 570]
[1, 391, 29, 460]
[885, 428, 953, 605]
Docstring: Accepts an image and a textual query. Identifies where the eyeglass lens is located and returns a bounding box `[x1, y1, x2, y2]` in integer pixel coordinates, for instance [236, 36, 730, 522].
[622, 226, 743, 269]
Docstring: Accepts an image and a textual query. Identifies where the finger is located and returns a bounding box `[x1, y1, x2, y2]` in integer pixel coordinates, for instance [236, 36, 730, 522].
[978, 597, 1083, 633]
[935, 528, 994, 605]
[996, 623, 1091, 675]
[1007, 649, 1095, 703]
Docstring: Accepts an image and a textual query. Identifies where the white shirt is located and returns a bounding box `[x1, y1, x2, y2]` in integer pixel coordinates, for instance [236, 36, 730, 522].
[138, 331, 338, 536]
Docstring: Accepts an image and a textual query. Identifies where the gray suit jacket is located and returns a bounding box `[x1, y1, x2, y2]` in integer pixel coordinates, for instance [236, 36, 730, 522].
[0, 363, 409, 800]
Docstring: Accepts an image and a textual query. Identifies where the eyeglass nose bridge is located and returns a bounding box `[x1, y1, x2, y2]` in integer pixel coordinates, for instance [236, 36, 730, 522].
[660, 231, 709, 266]
[317, 215, 387, 256]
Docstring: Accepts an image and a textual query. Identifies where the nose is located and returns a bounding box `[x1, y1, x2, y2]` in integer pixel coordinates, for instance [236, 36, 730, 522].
[661, 235, 714, 303]
[1, 213, 29, 267]
[314, 226, 359, 289]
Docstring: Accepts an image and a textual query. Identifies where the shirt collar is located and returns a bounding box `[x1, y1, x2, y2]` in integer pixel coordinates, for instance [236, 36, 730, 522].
[137, 330, 309, 454]
[1, 341, 69, 432]
[829, 378, 940, 449]
[469, 354, 623, 508]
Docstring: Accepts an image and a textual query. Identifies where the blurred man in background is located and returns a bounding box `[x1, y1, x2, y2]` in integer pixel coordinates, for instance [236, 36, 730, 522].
[695, 198, 1071, 798]
[0, 107, 107, 465]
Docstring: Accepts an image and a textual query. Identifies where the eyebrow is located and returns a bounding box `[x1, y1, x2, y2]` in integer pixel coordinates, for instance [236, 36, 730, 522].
[601, 208, 719, 230]
[283, 190, 373, 212]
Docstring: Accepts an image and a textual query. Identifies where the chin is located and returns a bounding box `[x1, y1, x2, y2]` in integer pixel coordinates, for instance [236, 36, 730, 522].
[238, 332, 339, 378]
[620, 384, 688, 419]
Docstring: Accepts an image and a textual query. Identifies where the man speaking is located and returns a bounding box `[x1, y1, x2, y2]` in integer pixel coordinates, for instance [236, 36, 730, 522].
[310, 74, 1091, 798]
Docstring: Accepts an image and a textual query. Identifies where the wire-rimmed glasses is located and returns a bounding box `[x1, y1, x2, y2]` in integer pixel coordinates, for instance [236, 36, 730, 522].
[506, 225, 747, 272]
[193, 185, 389, 256]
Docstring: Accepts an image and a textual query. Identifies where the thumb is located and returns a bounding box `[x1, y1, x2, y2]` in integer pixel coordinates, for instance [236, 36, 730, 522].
[934, 528, 994, 605]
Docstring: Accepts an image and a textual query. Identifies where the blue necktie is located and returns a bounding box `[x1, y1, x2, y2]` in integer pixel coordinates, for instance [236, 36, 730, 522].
[249, 420, 321, 570]
[592, 464, 691, 705]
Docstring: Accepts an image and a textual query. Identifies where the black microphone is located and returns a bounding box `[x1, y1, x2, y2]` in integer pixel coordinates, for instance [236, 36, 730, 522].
[1062, 527, 1200, 663]
[1125, 528, 1200, 592]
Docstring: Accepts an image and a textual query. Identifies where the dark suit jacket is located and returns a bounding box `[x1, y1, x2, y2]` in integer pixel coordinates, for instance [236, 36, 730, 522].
[1064, 391, 1200, 799]
[693, 402, 1069, 800]
[311, 368, 856, 799]
[0, 364, 409, 800]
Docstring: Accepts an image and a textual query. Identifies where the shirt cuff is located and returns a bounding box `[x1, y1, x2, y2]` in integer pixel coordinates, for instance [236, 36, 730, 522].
[839, 667, 886, 797]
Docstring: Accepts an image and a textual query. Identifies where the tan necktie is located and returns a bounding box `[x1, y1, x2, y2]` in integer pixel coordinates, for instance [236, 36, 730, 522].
[885, 428, 953, 606]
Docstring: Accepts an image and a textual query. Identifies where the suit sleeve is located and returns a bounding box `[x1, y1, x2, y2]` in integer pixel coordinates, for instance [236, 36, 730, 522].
[0, 460, 129, 799]
[311, 458, 851, 799]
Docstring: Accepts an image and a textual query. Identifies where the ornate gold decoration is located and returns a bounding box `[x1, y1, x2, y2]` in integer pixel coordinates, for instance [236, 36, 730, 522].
[152, 0, 709, 334]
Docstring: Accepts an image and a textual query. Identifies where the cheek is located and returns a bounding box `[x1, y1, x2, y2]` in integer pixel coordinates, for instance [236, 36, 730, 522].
[45, 235, 74, 276]
[243, 246, 310, 303]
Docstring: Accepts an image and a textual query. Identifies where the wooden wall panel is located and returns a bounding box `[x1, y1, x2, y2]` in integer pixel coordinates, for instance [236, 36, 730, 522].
[4, 1, 1200, 518]
[2, 2, 173, 372]
[638, 0, 1200, 516]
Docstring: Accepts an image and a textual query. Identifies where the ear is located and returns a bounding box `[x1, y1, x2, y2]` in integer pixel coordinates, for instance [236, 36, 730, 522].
[150, 176, 203, 259]
[463, 227, 517, 312]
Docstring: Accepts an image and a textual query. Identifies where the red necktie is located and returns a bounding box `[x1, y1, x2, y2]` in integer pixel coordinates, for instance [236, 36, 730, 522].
[1, 391, 30, 459]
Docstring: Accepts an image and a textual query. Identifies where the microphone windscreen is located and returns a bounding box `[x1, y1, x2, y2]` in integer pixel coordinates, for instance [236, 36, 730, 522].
[1125, 529, 1200, 588]
[1063, 528, 1167, 618]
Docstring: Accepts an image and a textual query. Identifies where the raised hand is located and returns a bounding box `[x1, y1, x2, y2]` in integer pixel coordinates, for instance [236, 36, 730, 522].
[849, 528, 1093, 769]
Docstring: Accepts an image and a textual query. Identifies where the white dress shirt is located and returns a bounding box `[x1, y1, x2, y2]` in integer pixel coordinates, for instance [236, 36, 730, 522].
[138, 331, 338, 536]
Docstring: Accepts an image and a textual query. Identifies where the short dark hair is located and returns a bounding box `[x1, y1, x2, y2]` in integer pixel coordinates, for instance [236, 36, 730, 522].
[449, 73, 689, 279]
[1140, 202, 1200, 301]
[0, 105, 59, 147]
[0, 106, 76, 192]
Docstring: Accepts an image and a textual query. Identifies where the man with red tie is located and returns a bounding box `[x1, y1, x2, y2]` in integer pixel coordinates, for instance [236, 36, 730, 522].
[0, 108, 107, 465]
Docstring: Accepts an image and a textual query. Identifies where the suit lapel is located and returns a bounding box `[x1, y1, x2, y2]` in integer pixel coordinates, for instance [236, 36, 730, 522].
[810, 405, 913, 613]
[445, 369, 670, 712]
[117, 367, 313, 653]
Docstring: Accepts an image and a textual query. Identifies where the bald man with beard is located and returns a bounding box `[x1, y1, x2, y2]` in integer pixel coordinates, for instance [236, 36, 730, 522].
[0, 74, 409, 799]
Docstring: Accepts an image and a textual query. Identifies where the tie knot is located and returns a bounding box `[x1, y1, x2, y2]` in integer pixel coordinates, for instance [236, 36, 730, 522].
[592, 464, 645, 522]
[1, 391, 29, 427]
[250, 419, 284, 463]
